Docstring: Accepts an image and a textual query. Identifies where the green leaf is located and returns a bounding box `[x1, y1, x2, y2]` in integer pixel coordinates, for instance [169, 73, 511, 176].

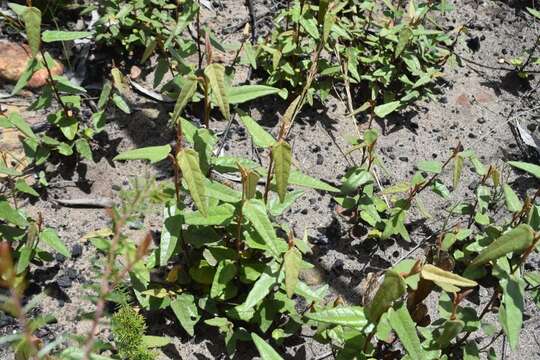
[160, 209, 181, 266]
[528, 7, 540, 19]
[75, 139, 93, 161]
[8, 112, 36, 139]
[288, 171, 339, 192]
[0, 166, 22, 176]
[243, 199, 282, 259]
[374, 101, 401, 118]
[204, 63, 230, 120]
[11, 58, 38, 95]
[141, 39, 157, 63]
[56, 112, 78, 141]
[272, 141, 292, 203]
[508, 161, 540, 179]
[15, 179, 39, 197]
[463, 342, 480, 360]
[177, 149, 208, 217]
[98, 81, 112, 109]
[239, 166, 259, 200]
[306, 306, 367, 329]
[183, 204, 235, 225]
[0, 200, 27, 227]
[240, 267, 277, 310]
[395, 28, 413, 57]
[341, 168, 372, 195]
[503, 184, 522, 213]
[172, 76, 198, 124]
[52, 76, 87, 94]
[189, 259, 215, 285]
[295, 281, 328, 304]
[437, 319, 464, 348]
[153, 58, 168, 88]
[113, 145, 171, 164]
[238, 112, 276, 148]
[193, 129, 216, 174]
[40, 228, 70, 258]
[170, 294, 200, 336]
[22, 7, 41, 57]
[421, 264, 477, 288]
[299, 16, 319, 39]
[42, 30, 92, 42]
[318, 0, 330, 24]
[468, 224, 534, 268]
[366, 270, 406, 324]
[142, 335, 171, 348]
[60, 347, 114, 360]
[389, 305, 425, 360]
[205, 179, 242, 203]
[499, 274, 525, 350]
[16, 245, 32, 274]
[417, 160, 442, 174]
[453, 155, 463, 189]
[252, 333, 284, 360]
[8, 3, 27, 16]
[268, 189, 304, 217]
[112, 93, 130, 114]
[284, 247, 302, 298]
[210, 260, 238, 300]
[322, 6, 336, 43]
[228, 85, 282, 104]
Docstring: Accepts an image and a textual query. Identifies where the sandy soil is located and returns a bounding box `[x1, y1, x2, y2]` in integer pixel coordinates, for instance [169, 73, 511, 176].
[1, 0, 540, 359]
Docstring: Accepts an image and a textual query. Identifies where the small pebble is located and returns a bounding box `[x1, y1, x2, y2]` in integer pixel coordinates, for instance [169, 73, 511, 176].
[66, 268, 77, 280]
[71, 244, 83, 259]
[55, 253, 66, 263]
[56, 275, 72, 288]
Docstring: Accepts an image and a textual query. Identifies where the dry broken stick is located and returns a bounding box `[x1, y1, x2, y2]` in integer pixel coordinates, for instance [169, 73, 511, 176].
[54, 197, 114, 208]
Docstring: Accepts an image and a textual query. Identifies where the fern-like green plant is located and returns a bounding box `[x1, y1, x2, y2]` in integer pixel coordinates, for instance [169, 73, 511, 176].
[111, 305, 155, 360]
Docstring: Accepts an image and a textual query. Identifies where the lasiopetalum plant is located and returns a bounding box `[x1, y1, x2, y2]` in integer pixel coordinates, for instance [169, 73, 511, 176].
[111, 48, 339, 354]
[316, 139, 540, 358]
[94, 0, 197, 59]
[256, 0, 461, 119]
[6, 4, 107, 164]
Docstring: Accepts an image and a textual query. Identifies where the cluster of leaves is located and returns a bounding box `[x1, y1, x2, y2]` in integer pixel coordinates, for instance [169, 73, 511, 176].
[308, 131, 540, 358]
[106, 49, 341, 355]
[1, 115, 70, 295]
[255, 0, 459, 118]
[93, 0, 198, 61]
[6, 1, 139, 168]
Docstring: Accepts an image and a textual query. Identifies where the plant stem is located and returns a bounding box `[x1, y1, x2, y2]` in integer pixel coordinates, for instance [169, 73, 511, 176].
[263, 156, 274, 203]
[406, 144, 460, 205]
[196, 1, 203, 70]
[466, 166, 493, 228]
[39, 49, 71, 119]
[203, 79, 210, 128]
[81, 190, 148, 360]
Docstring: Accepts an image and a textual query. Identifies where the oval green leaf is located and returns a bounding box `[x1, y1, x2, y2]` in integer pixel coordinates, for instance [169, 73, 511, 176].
[306, 306, 368, 329]
[114, 145, 171, 164]
[177, 149, 208, 217]
[468, 224, 534, 268]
